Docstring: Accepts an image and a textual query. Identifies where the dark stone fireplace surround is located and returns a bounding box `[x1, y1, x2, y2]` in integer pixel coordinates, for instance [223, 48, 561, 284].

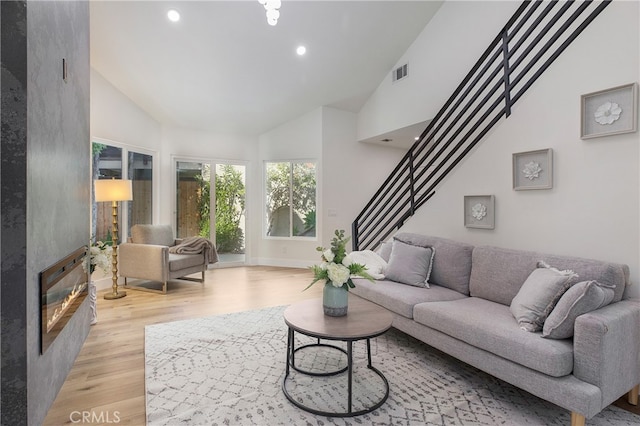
[1, 1, 91, 425]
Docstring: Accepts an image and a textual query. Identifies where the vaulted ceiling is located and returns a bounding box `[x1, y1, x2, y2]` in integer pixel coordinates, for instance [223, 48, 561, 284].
[91, 1, 443, 136]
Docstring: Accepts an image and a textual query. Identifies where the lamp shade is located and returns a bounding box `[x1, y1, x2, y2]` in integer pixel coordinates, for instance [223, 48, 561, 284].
[94, 179, 133, 202]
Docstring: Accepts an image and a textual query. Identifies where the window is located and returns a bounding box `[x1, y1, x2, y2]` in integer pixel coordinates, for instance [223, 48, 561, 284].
[92, 141, 155, 243]
[128, 151, 153, 234]
[265, 161, 316, 238]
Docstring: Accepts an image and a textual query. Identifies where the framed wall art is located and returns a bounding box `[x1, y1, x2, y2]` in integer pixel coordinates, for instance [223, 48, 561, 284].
[512, 148, 553, 190]
[464, 195, 494, 229]
[581, 82, 638, 139]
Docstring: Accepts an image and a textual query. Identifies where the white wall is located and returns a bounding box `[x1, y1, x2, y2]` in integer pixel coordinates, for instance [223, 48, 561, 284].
[158, 125, 258, 232]
[91, 68, 163, 233]
[91, 70, 262, 260]
[362, 2, 640, 297]
[91, 68, 406, 270]
[257, 108, 323, 266]
[90, 1, 639, 300]
[90, 68, 161, 149]
[256, 106, 406, 266]
[91, 68, 163, 289]
[357, 1, 519, 141]
[321, 107, 405, 246]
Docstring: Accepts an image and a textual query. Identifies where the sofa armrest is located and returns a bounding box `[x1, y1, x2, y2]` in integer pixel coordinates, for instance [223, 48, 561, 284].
[573, 299, 640, 408]
[118, 243, 169, 283]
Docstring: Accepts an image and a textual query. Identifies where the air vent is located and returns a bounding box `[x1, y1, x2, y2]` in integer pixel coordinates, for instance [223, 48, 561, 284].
[392, 64, 408, 82]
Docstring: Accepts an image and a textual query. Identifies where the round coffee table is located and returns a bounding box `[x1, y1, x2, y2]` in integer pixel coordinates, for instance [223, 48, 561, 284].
[282, 295, 393, 417]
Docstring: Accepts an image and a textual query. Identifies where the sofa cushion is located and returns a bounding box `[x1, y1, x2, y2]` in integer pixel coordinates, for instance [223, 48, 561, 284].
[542, 280, 616, 339]
[168, 253, 204, 272]
[510, 262, 578, 332]
[385, 239, 434, 287]
[469, 246, 629, 306]
[131, 224, 175, 247]
[394, 233, 474, 295]
[350, 278, 467, 319]
[413, 297, 574, 377]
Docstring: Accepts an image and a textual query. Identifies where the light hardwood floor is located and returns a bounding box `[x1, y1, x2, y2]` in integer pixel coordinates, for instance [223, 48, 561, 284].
[41, 266, 640, 425]
[43, 266, 322, 426]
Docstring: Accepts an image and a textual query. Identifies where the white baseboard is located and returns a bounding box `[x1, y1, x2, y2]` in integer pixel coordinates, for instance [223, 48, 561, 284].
[253, 258, 315, 269]
[92, 260, 312, 291]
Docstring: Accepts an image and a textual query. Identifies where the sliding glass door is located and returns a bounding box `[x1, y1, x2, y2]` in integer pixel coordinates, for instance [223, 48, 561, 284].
[176, 161, 209, 238]
[176, 160, 246, 265]
[214, 164, 246, 264]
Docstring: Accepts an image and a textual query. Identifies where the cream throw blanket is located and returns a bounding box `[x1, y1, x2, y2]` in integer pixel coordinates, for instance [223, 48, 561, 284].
[348, 249, 387, 279]
[169, 237, 218, 264]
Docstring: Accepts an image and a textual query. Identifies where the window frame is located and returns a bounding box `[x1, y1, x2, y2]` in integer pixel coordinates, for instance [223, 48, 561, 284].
[92, 137, 158, 242]
[263, 159, 318, 240]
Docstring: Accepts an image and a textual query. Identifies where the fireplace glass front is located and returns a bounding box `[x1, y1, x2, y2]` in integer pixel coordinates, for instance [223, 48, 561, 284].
[40, 246, 89, 353]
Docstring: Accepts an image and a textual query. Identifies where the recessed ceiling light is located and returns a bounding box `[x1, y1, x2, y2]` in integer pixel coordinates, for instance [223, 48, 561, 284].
[167, 9, 180, 22]
[296, 46, 307, 56]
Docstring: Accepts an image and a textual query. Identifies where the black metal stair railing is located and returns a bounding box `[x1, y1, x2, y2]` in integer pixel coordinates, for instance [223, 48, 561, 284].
[352, 0, 611, 251]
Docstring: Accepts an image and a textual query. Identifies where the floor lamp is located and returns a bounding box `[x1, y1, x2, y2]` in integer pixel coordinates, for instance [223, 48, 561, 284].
[95, 178, 133, 300]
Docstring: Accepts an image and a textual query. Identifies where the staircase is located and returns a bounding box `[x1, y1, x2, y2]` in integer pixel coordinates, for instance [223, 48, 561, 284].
[352, 0, 611, 251]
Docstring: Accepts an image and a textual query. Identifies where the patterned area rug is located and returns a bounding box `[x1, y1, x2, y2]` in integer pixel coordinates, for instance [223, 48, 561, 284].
[145, 306, 640, 425]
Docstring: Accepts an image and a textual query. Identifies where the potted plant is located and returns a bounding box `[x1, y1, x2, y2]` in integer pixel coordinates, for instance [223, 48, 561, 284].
[306, 229, 374, 316]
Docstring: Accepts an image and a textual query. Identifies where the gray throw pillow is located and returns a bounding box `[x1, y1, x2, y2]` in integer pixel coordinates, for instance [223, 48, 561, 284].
[376, 241, 393, 263]
[542, 280, 615, 339]
[510, 262, 578, 332]
[384, 239, 435, 288]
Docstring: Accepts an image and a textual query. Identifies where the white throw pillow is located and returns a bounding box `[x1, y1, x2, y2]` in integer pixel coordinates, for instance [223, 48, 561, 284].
[348, 250, 387, 280]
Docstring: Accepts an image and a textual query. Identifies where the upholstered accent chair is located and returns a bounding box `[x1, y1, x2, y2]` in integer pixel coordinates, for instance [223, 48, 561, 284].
[119, 224, 209, 294]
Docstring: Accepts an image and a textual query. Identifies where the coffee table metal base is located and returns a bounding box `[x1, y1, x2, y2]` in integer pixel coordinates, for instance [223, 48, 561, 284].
[282, 327, 390, 417]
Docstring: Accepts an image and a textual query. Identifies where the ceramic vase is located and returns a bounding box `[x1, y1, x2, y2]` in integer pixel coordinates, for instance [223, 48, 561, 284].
[323, 282, 348, 316]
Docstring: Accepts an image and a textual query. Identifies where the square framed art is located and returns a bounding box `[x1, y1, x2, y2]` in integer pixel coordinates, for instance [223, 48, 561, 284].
[464, 195, 494, 229]
[512, 148, 553, 190]
[581, 82, 638, 139]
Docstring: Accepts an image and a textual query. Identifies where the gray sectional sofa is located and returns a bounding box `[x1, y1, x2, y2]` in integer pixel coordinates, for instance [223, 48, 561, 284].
[350, 232, 640, 425]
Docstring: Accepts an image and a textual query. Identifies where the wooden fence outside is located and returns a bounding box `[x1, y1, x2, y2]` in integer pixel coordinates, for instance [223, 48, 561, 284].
[95, 180, 153, 242]
[95, 180, 203, 241]
[176, 180, 201, 238]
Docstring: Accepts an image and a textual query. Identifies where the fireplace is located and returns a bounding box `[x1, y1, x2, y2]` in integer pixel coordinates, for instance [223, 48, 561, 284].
[40, 246, 89, 353]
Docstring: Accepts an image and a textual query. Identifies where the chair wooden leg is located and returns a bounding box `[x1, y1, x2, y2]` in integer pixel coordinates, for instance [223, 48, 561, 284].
[571, 412, 585, 426]
[162, 281, 167, 294]
[628, 384, 639, 405]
